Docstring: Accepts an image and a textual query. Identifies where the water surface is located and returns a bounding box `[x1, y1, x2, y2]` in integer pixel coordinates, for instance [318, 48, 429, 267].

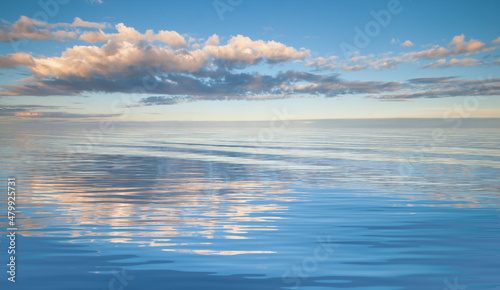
[1, 124, 499, 289]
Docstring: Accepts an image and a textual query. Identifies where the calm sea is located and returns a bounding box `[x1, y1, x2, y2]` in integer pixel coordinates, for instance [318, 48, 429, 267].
[1, 122, 499, 289]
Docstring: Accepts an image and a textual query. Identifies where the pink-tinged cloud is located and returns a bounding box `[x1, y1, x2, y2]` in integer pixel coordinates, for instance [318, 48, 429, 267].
[14, 112, 43, 116]
[306, 34, 496, 72]
[403, 34, 486, 59]
[205, 34, 220, 46]
[61, 17, 109, 29]
[306, 54, 401, 72]
[79, 23, 187, 47]
[0, 19, 498, 104]
[0, 16, 109, 42]
[203, 35, 309, 65]
[0, 52, 35, 68]
[3, 33, 309, 80]
[423, 58, 482, 68]
[400, 40, 414, 47]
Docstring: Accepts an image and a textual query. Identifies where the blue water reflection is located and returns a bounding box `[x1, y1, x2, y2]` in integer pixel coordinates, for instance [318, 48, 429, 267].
[0, 125, 499, 289]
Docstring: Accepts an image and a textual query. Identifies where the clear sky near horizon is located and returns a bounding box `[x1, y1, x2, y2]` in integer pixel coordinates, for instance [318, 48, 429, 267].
[0, 0, 499, 122]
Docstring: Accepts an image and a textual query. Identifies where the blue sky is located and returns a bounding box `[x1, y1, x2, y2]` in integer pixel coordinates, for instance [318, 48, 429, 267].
[0, 0, 499, 122]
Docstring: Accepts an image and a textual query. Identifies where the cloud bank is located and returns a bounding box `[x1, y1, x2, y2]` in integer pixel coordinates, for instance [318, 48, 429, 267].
[0, 16, 499, 108]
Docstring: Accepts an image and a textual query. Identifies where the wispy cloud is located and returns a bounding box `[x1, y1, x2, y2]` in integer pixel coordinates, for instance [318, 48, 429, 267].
[371, 77, 500, 101]
[126, 96, 192, 107]
[0, 16, 109, 42]
[0, 104, 121, 118]
[392, 38, 414, 47]
[13, 112, 120, 118]
[307, 34, 499, 72]
[0, 104, 62, 112]
[422, 58, 483, 68]
[306, 52, 402, 71]
[403, 34, 488, 59]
